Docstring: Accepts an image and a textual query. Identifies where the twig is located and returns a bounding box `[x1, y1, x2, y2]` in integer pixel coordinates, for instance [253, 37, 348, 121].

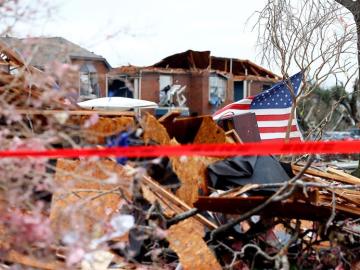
[325, 191, 337, 234]
[242, 243, 278, 261]
[167, 208, 199, 227]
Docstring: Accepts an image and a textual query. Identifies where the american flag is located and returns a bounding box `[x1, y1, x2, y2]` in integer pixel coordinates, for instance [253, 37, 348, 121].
[213, 72, 303, 142]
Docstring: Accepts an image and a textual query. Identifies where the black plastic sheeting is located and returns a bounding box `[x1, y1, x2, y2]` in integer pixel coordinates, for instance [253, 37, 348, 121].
[207, 156, 292, 190]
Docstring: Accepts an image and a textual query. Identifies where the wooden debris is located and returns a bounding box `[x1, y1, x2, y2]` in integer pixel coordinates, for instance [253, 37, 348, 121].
[78, 115, 135, 144]
[50, 159, 133, 239]
[216, 112, 261, 142]
[225, 129, 243, 144]
[142, 115, 224, 206]
[158, 110, 181, 124]
[193, 116, 227, 144]
[141, 175, 217, 229]
[194, 196, 341, 220]
[311, 177, 359, 205]
[167, 219, 222, 270]
[326, 167, 360, 185]
[142, 113, 170, 145]
[161, 116, 203, 143]
[292, 164, 358, 184]
[291, 163, 360, 216]
[170, 138, 220, 205]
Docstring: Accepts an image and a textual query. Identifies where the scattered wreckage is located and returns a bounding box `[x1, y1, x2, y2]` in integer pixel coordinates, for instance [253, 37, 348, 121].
[0, 42, 359, 269]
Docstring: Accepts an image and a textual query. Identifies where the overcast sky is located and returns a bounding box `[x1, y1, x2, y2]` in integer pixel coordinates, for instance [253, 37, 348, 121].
[16, 0, 268, 68]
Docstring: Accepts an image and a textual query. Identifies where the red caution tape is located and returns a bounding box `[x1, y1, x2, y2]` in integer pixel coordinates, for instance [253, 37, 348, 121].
[0, 140, 360, 158]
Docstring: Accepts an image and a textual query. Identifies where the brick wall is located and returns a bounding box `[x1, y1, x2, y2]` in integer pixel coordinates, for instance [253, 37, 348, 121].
[138, 71, 251, 116]
[140, 72, 160, 103]
[189, 71, 210, 115]
[249, 81, 268, 96]
[135, 72, 274, 115]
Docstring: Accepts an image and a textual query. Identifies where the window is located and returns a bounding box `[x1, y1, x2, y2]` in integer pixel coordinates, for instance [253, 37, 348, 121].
[159, 75, 173, 106]
[108, 79, 133, 98]
[79, 62, 100, 98]
[159, 75, 173, 91]
[262, 84, 272, 91]
[209, 74, 227, 105]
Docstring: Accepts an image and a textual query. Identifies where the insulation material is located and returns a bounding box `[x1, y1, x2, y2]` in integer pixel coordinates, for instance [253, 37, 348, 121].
[50, 159, 133, 239]
[142, 114, 170, 145]
[193, 116, 227, 144]
[170, 139, 219, 206]
[167, 219, 222, 270]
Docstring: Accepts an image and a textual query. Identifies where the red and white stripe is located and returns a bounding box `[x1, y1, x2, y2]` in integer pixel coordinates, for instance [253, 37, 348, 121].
[213, 97, 302, 142]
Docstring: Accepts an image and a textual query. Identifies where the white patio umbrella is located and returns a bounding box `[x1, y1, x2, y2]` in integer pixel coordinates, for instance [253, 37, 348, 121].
[77, 97, 158, 111]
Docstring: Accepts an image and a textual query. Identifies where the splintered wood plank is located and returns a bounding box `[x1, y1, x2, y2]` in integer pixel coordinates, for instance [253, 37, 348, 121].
[158, 110, 181, 124]
[143, 113, 170, 145]
[170, 139, 220, 205]
[291, 164, 355, 184]
[50, 159, 133, 239]
[167, 219, 222, 270]
[141, 175, 217, 229]
[193, 116, 227, 144]
[318, 195, 360, 216]
[311, 178, 359, 205]
[225, 129, 243, 144]
[326, 167, 360, 185]
[141, 184, 178, 217]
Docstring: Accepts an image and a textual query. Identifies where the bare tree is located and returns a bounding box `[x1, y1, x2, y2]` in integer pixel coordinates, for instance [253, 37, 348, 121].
[335, 0, 360, 122]
[0, 0, 54, 36]
[255, 0, 358, 139]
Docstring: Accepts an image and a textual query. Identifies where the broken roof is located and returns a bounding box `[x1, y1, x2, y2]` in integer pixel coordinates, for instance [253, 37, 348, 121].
[113, 50, 280, 81]
[153, 50, 211, 70]
[0, 36, 111, 70]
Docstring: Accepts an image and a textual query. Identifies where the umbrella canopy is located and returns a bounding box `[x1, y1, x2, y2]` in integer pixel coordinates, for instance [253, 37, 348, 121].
[77, 97, 158, 111]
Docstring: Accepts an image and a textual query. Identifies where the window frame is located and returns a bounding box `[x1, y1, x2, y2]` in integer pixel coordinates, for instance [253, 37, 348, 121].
[209, 73, 227, 105]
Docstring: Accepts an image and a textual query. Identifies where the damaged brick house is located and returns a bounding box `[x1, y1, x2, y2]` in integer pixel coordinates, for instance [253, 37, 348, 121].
[0, 36, 111, 101]
[110, 50, 280, 115]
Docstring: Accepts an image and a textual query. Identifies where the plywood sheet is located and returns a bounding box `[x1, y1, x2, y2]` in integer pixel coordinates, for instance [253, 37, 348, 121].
[142, 114, 170, 145]
[81, 116, 135, 144]
[50, 159, 133, 239]
[193, 116, 227, 144]
[167, 219, 221, 270]
[170, 139, 219, 206]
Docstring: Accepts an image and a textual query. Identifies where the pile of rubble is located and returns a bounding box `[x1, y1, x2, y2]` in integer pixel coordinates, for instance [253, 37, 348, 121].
[0, 42, 359, 269]
[1, 112, 359, 269]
